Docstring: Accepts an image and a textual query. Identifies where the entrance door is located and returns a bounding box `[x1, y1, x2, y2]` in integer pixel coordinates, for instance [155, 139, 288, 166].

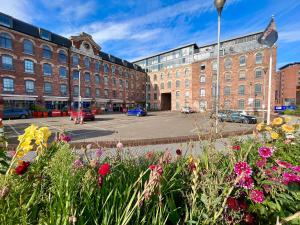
[161, 93, 171, 110]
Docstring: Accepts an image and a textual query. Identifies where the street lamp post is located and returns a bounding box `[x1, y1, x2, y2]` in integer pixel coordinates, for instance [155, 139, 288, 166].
[77, 65, 82, 118]
[263, 67, 268, 122]
[214, 0, 226, 134]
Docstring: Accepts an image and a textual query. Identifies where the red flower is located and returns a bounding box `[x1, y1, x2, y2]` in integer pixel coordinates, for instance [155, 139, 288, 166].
[176, 149, 182, 156]
[15, 161, 30, 175]
[256, 158, 267, 168]
[226, 197, 239, 211]
[238, 199, 248, 210]
[98, 163, 110, 176]
[149, 164, 163, 175]
[238, 176, 254, 189]
[292, 166, 300, 173]
[243, 213, 255, 224]
[232, 145, 241, 150]
[249, 189, 264, 203]
[282, 172, 300, 184]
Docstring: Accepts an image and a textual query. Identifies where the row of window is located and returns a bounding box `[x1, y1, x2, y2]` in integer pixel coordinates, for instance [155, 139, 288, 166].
[0, 32, 67, 63]
[152, 68, 190, 81]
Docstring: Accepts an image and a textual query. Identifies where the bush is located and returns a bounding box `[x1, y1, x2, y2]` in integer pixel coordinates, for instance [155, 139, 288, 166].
[0, 118, 300, 224]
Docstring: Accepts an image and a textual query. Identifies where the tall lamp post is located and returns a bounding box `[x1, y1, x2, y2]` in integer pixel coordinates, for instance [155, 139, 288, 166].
[77, 65, 82, 116]
[214, 0, 226, 134]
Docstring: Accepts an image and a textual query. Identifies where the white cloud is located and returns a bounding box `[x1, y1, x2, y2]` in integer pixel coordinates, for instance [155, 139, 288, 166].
[0, 0, 33, 22]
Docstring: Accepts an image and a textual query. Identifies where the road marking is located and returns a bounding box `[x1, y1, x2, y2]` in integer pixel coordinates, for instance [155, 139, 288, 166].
[6, 123, 21, 136]
[38, 121, 76, 135]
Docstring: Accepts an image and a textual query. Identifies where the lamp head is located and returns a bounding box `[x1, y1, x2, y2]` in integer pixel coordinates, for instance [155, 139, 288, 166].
[77, 65, 81, 70]
[214, 0, 226, 13]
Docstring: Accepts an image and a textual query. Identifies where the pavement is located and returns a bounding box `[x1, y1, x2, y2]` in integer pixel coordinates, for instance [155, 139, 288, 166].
[3, 111, 256, 146]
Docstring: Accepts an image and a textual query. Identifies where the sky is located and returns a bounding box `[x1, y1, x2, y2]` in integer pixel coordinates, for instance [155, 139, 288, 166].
[1, 0, 299, 68]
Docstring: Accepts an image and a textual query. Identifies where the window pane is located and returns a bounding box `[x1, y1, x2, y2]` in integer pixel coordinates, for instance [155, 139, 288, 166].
[40, 30, 51, 40]
[95, 75, 100, 84]
[43, 64, 52, 76]
[73, 70, 79, 80]
[84, 57, 90, 68]
[24, 60, 34, 73]
[255, 69, 263, 78]
[0, 33, 12, 49]
[238, 100, 245, 109]
[238, 85, 245, 95]
[73, 86, 79, 96]
[42, 46, 52, 59]
[23, 40, 33, 54]
[59, 67, 67, 78]
[224, 86, 231, 96]
[255, 84, 262, 94]
[256, 53, 263, 64]
[3, 78, 14, 91]
[60, 84, 67, 96]
[59, 50, 67, 63]
[0, 14, 12, 27]
[104, 64, 109, 74]
[25, 81, 34, 93]
[72, 55, 79, 65]
[44, 82, 52, 93]
[85, 72, 90, 82]
[85, 87, 91, 97]
[2, 55, 13, 70]
[95, 61, 100, 72]
[239, 56, 246, 66]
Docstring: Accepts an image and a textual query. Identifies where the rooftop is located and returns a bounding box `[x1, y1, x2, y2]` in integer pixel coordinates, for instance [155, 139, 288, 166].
[279, 62, 300, 70]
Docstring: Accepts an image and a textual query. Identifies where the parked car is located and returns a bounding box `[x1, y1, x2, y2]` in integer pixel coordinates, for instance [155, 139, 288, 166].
[3, 108, 30, 119]
[181, 107, 195, 114]
[70, 109, 95, 121]
[219, 111, 257, 124]
[210, 110, 232, 119]
[127, 107, 147, 117]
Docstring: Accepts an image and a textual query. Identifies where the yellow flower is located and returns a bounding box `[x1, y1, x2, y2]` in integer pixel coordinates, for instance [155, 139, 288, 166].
[281, 124, 295, 133]
[270, 131, 279, 140]
[39, 127, 51, 140]
[265, 126, 272, 131]
[24, 124, 37, 136]
[188, 155, 194, 163]
[16, 150, 25, 158]
[272, 117, 283, 126]
[256, 122, 264, 131]
[284, 117, 292, 123]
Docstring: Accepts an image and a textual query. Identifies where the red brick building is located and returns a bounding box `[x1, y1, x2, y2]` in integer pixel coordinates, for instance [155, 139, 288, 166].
[277, 62, 300, 106]
[0, 13, 146, 116]
[134, 32, 280, 113]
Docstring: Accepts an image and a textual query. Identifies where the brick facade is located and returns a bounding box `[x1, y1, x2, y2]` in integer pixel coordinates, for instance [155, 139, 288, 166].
[0, 15, 146, 116]
[277, 63, 300, 106]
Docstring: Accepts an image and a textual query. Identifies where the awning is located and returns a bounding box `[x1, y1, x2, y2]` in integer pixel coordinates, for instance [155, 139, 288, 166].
[43, 96, 69, 101]
[1, 94, 37, 101]
[95, 98, 107, 103]
[111, 99, 124, 103]
[73, 97, 93, 102]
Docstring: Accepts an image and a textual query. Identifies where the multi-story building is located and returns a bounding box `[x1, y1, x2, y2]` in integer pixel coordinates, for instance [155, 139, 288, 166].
[277, 62, 300, 106]
[0, 12, 146, 116]
[133, 32, 279, 113]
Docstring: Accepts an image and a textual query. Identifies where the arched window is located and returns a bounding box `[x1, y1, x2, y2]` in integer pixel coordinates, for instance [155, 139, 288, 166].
[212, 61, 217, 71]
[224, 86, 231, 96]
[42, 45, 52, 59]
[59, 67, 67, 78]
[239, 55, 246, 66]
[224, 58, 232, 69]
[43, 63, 52, 76]
[238, 99, 245, 109]
[24, 59, 34, 73]
[3, 77, 14, 92]
[72, 55, 79, 65]
[25, 80, 35, 93]
[95, 75, 100, 84]
[85, 87, 91, 97]
[239, 70, 246, 80]
[175, 70, 180, 78]
[23, 39, 33, 54]
[238, 85, 245, 95]
[44, 82, 53, 94]
[60, 84, 67, 96]
[58, 50, 67, 64]
[224, 100, 231, 109]
[104, 64, 109, 74]
[255, 53, 263, 64]
[225, 72, 231, 81]
[72, 70, 79, 80]
[85, 72, 90, 82]
[111, 65, 115, 74]
[160, 82, 164, 89]
[153, 74, 157, 81]
[1, 54, 13, 70]
[73, 85, 79, 96]
[160, 73, 164, 80]
[176, 80, 180, 88]
[84, 57, 90, 69]
[185, 68, 190, 76]
[185, 79, 190, 88]
[0, 33, 12, 49]
[200, 76, 206, 83]
[95, 61, 100, 72]
[255, 84, 262, 94]
[255, 68, 263, 78]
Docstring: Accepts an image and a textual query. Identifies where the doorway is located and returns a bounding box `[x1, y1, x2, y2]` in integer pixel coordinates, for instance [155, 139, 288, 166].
[161, 93, 171, 110]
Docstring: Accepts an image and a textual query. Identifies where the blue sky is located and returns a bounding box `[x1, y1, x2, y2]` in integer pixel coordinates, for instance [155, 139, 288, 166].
[1, 0, 299, 68]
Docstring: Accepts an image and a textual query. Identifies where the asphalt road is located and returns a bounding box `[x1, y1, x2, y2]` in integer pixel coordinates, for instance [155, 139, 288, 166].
[4, 111, 255, 145]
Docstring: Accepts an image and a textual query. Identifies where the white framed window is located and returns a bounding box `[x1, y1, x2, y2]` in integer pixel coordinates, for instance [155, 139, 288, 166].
[3, 77, 14, 92]
[200, 89, 205, 97]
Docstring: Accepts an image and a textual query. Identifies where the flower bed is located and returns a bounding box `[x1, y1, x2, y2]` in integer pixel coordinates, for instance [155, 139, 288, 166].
[0, 118, 300, 224]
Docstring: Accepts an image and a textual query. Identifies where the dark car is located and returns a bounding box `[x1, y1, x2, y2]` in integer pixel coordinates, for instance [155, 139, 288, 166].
[70, 109, 95, 121]
[210, 110, 232, 119]
[3, 108, 30, 119]
[219, 111, 257, 124]
[127, 107, 147, 117]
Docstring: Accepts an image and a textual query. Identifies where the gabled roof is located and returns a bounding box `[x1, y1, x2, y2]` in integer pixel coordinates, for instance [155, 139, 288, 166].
[70, 32, 101, 51]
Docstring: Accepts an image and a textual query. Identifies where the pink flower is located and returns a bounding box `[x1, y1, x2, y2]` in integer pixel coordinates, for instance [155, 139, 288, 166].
[59, 134, 71, 143]
[232, 145, 241, 151]
[98, 163, 110, 176]
[292, 166, 300, 173]
[271, 166, 278, 172]
[276, 160, 292, 168]
[249, 189, 264, 203]
[73, 159, 84, 169]
[282, 172, 300, 184]
[95, 148, 103, 158]
[98, 176, 103, 187]
[256, 158, 267, 168]
[234, 162, 252, 177]
[116, 142, 123, 149]
[145, 151, 155, 160]
[258, 146, 273, 158]
[238, 176, 254, 189]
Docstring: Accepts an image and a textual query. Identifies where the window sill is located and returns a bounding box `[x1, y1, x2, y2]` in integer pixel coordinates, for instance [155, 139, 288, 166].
[23, 52, 34, 56]
[42, 57, 52, 60]
[3, 91, 15, 93]
[0, 68, 15, 71]
[24, 72, 35, 75]
[0, 47, 12, 51]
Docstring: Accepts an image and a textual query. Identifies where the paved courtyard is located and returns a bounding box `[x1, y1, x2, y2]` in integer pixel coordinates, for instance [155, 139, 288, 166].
[4, 111, 256, 145]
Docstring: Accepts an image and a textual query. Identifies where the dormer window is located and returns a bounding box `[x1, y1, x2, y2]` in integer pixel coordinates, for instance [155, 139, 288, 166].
[40, 29, 51, 41]
[0, 13, 12, 28]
